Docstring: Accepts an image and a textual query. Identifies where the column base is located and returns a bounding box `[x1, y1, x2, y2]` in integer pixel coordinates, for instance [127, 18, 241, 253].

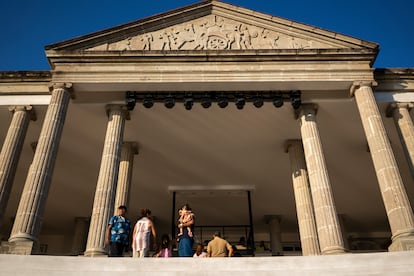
[388, 236, 414, 251]
[8, 232, 36, 243]
[321, 246, 346, 255]
[0, 241, 34, 255]
[84, 247, 108, 257]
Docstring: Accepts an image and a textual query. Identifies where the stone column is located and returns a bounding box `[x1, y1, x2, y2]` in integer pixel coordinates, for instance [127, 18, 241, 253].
[266, 216, 283, 256]
[71, 217, 90, 256]
[297, 104, 345, 254]
[0, 106, 36, 227]
[386, 103, 414, 180]
[84, 105, 129, 257]
[8, 83, 72, 252]
[113, 142, 138, 214]
[352, 82, 414, 251]
[337, 214, 350, 251]
[285, 139, 320, 255]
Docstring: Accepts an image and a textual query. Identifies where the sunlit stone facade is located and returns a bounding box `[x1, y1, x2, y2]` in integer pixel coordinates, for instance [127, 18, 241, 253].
[1, 1, 414, 256]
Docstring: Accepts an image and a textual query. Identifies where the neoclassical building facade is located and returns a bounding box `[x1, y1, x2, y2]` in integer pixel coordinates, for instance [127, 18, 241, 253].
[0, 0, 414, 256]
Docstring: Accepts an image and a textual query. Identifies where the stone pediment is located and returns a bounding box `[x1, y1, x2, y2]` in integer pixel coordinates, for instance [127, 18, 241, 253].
[46, 0, 378, 52]
[88, 14, 343, 51]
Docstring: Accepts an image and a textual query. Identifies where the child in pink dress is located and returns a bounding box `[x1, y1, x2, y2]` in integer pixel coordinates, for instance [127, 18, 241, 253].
[156, 234, 172, 258]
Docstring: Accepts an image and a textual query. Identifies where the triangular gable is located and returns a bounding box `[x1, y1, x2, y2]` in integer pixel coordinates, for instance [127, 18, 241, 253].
[45, 0, 378, 52]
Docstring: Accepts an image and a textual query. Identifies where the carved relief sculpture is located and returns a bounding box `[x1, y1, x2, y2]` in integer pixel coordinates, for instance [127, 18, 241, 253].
[87, 15, 336, 51]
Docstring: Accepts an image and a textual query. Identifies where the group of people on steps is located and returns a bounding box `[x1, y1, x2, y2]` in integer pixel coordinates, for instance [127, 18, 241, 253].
[106, 204, 233, 257]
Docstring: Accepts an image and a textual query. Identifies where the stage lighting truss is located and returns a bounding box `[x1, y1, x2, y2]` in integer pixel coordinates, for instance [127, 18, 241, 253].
[125, 91, 301, 110]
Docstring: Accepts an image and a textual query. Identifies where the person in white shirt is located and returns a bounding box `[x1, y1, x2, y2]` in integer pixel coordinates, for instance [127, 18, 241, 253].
[132, 208, 157, 258]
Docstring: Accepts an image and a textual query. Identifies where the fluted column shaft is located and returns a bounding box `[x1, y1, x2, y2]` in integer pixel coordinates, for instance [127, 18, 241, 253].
[298, 104, 345, 254]
[84, 105, 128, 257]
[113, 142, 138, 215]
[286, 140, 320, 255]
[0, 106, 35, 227]
[352, 83, 414, 251]
[387, 103, 414, 180]
[71, 217, 90, 256]
[9, 84, 72, 244]
[337, 214, 349, 250]
[267, 216, 283, 256]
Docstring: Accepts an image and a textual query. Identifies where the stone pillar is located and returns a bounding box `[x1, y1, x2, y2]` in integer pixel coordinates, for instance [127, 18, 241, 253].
[0, 106, 36, 227]
[8, 83, 72, 252]
[285, 139, 320, 255]
[266, 216, 283, 256]
[352, 82, 414, 251]
[84, 105, 129, 257]
[386, 103, 414, 180]
[337, 214, 350, 251]
[297, 104, 345, 254]
[71, 217, 90, 256]
[113, 142, 138, 214]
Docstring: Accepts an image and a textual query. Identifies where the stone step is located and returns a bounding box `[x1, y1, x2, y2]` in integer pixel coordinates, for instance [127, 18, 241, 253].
[0, 251, 414, 276]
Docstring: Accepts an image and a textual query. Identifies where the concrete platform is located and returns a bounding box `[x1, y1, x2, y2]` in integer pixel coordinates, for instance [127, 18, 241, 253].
[1, 251, 414, 276]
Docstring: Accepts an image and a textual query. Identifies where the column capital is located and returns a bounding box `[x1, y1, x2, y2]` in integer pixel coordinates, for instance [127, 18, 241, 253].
[386, 102, 414, 117]
[264, 215, 282, 224]
[349, 80, 378, 97]
[49, 83, 75, 98]
[8, 232, 37, 243]
[105, 104, 130, 120]
[295, 103, 318, 120]
[8, 105, 37, 121]
[123, 141, 139, 155]
[284, 139, 302, 153]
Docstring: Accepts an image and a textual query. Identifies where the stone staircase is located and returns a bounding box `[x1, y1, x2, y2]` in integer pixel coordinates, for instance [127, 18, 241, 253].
[0, 251, 414, 275]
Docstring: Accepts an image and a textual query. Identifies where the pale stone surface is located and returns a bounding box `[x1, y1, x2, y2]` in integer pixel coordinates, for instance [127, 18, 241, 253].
[84, 105, 128, 257]
[77, 0, 378, 53]
[338, 214, 350, 251]
[8, 84, 72, 250]
[0, 0, 394, 259]
[113, 142, 138, 214]
[389, 236, 414, 251]
[1, 251, 414, 275]
[49, 58, 374, 93]
[352, 82, 414, 251]
[387, 103, 414, 180]
[46, 0, 377, 96]
[0, 106, 35, 227]
[286, 140, 320, 255]
[87, 14, 341, 51]
[298, 104, 345, 254]
[0, 240, 33, 255]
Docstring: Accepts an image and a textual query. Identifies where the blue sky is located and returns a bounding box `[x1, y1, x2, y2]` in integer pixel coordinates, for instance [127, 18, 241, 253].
[0, 0, 412, 70]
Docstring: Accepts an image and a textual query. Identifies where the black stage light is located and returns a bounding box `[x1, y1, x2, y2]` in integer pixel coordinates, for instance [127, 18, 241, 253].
[126, 91, 136, 110]
[217, 94, 228, 108]
[164, 95, 175, 109]
[253, 96, 264, 108]
[235, 95, 245, 110]
[184, 96, 194, 110]
[201, 94, 212, 108]
[291, 90, 301, 110]
[272, 93, 284, 108]
[142, 94, 154, 108]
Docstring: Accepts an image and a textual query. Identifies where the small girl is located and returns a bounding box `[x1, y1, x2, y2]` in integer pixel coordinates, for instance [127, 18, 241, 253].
[156, 234, 172, 258]
[193, 243, 207, 258]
